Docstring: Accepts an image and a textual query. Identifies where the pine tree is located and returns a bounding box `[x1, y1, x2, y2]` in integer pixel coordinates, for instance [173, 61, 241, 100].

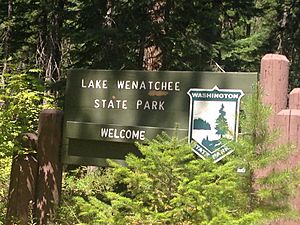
[215, 103, 229, 138]
[228, 86, 300, 219]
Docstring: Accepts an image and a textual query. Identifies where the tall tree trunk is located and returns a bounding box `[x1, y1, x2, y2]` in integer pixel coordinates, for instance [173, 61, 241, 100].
[2, 0, 13, 78]
[4, 0, 13, 60]
[104, 0, 113, 27]
[36, 0, 64, 82]
[143, 1, 165, 71]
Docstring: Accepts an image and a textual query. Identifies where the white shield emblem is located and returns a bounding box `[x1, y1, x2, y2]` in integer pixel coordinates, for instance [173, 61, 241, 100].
[187, 86, 244, 162]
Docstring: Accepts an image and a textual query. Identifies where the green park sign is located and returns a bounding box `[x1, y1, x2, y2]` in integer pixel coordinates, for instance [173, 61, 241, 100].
[63, 70, 257, 166]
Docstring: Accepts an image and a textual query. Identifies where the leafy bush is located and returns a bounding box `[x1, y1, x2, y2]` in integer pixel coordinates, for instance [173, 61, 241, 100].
[0, 68, 55, 156]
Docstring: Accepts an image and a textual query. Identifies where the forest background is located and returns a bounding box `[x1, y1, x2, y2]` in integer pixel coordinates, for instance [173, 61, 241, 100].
[1, 0, 300, 224]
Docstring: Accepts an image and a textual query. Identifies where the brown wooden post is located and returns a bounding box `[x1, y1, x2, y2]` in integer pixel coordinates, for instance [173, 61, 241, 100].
[260, 54, 289, 129]
[278, 89, 300, 225]
[276, 109, 291, 147]
[275, 89, 300, 166]
[270, 107, 300, 224]
[5, 154, 38, 225]
[263, 89, 300, 225]
[289, 88, 300, 110]
[285, 89, 300, 168]
[259, 54, 300, 225]
[35, 109, 63, 225]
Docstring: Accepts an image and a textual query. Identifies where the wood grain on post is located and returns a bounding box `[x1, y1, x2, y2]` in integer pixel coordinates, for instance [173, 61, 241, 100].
[289, 109, 300, 148]
[276, 109, 300, 167]
[260, 54, 289, 129]
[5, 154, 38, 225]
[35, 109, 63, 225]
[287, 89, 300, 162]
[276, 109, 291, 146]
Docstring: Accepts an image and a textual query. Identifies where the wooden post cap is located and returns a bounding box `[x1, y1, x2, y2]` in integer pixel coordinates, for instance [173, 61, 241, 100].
[39, 109, 63, 116]
[289, 88, 300, 110]
[261, 53, 289, 62]
[260, 53, 290, 129]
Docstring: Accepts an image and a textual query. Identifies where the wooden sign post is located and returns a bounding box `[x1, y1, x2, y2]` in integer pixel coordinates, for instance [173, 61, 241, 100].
[35, 110, 63, 225]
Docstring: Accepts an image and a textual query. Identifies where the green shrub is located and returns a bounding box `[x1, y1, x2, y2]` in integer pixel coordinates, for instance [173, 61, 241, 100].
[0, 68, 55, 156]
[55, 87, 299, 225]
[54, 167, 116, 225]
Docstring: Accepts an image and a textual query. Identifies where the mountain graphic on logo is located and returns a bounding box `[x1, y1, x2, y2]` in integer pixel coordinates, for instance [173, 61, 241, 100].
[193, 118, 211, 130]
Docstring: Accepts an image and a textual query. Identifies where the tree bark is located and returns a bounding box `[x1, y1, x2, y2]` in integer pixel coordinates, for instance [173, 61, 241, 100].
[4, 0, 13, 59]
[143, 1, 166, 71]
[5, 133, 38, 225]
[2, 0, 13, 77]
[35, 110, 63, 225]
[36, 0, 64, 82]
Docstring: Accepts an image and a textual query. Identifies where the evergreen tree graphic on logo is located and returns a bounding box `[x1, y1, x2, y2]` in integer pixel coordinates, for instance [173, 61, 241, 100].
[187, 86, 244, 162]
[215, 104, 229, 138]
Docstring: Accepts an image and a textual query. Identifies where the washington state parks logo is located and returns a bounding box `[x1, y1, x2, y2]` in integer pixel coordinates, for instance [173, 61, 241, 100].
[187, 86, 244, 162]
